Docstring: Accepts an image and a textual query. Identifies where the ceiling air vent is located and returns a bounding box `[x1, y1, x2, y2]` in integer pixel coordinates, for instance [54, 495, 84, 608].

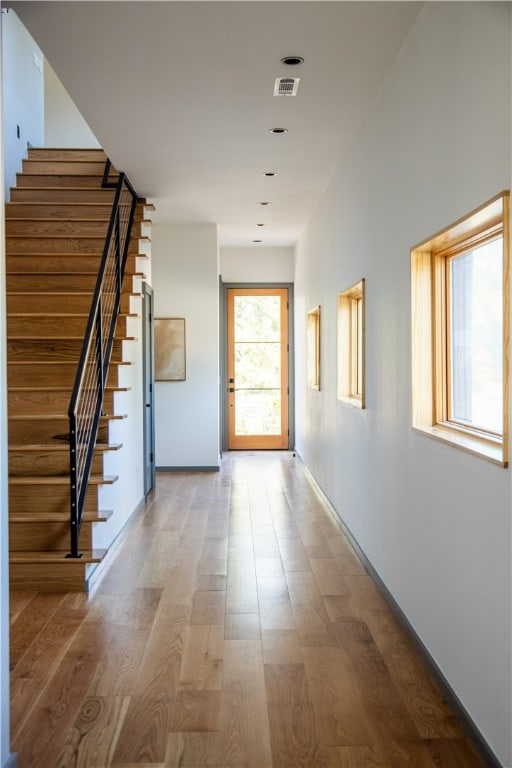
[274, 77, 300, 97]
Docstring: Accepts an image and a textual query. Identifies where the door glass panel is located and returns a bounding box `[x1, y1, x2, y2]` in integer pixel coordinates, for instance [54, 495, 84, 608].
[235, 343, 281, 388]
[235, 296, 281, 342]
[233, 294, 282, 436]
[235, 390, 281, 435]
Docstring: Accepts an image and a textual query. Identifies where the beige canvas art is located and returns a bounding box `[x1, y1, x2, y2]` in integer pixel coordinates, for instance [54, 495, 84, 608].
[155, 317, 186, 380]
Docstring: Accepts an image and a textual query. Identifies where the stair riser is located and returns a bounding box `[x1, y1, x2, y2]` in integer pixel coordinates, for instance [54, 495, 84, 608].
[9, 316, 130, 338]
[22, 160, 110, 175]
[9, 449, 104, 476]
[7, 236, 105, 254]
[7, 253, 142, 274]
[7, 292, 133, 314]
[7, 362, 124, 388]
[9, 521, 92, 551]
[6, 220, 110, 237]
[8, 389, 116, 416]
[6, 274, 98, 292]
[8, 419, 109, 445]
[9, 483, 100, 515]
[6, 203, 143, 221]
[27, 148, 108, 161]
[8, 316, 86, 337]
[6, 236, 142, 254]
[16, 174, 105, 188]
[10, 562, 92, 592]
[7, 316, 129, 339]
[9, 188, 116, 204]
[6, 274, 139, 292]
[7, 338, 125, 362]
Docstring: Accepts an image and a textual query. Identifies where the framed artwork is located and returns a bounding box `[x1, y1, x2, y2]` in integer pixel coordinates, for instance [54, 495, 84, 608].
[307, 306, 320, 390]
[154, 317, 186, 381]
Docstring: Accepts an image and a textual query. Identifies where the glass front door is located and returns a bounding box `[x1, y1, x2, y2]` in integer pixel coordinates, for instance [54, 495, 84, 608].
[227, 287, 289, 449]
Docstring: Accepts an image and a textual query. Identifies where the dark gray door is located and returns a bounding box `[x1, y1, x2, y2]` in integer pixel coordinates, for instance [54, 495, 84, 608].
[142, 282, 155, 496]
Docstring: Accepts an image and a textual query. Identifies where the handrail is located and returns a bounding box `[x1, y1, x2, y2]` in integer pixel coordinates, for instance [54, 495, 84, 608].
[67, 159, 137, 558]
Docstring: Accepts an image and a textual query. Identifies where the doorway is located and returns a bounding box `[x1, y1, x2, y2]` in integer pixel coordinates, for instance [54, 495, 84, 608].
[226, 286, 290, 450]
[141, 282, 155, 496]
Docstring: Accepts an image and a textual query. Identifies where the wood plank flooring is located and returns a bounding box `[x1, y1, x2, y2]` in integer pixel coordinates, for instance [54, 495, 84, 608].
[10, 451, 485, 767]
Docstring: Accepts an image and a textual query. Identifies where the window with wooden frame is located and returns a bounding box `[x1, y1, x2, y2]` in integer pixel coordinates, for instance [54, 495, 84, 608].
[338, 279, 365, 408]
[307, 306, 321, 390]
[411, 191, 509, 466]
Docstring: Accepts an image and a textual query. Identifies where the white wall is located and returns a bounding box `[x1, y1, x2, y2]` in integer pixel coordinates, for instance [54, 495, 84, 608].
[294, 4, 511, 766]
[92, 294, 146, 555]
[152, 223, 220, 469]
[0, 15, 14, 768]
[220, 246, 294, 284]
[44, 62, 99, 148]
[2, 9, 44, 199]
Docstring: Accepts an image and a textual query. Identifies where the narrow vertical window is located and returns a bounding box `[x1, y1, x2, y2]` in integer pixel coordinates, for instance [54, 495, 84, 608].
[307, 306, 321, 390]
[448, 237, 503, 434]
[338, 279, 365, 408]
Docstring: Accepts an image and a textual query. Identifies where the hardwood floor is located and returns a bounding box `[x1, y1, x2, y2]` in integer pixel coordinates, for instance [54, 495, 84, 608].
[10, 451, 485, 767]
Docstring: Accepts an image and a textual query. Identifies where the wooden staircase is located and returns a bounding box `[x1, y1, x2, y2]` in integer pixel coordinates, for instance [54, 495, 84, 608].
[6, 147, 149, 591]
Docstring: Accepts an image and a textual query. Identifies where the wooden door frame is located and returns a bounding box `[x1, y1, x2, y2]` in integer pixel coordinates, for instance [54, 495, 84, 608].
[220, 281, 294, 453]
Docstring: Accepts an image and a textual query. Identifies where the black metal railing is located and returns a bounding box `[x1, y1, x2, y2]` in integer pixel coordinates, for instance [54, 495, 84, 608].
[67, 159, 137, 558]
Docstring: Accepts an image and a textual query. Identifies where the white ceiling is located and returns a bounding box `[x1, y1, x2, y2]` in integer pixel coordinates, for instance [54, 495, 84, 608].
[9, 1, 422, 247]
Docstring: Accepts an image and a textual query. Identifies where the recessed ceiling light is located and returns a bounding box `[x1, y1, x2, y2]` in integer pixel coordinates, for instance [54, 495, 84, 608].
[281, 56, 304, 66]
[263, 172, 277, 177]
[259, 201, 270, 206]
[256, 223, 265, 227]
[269, 127, 288, 135]
[253, 239, 262, 243]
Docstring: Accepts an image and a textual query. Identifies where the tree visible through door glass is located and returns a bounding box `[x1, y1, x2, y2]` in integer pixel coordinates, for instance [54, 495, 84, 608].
[234, 295, 282, 436]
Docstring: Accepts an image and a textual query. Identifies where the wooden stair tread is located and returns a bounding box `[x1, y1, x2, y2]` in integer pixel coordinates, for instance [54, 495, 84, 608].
[7, 291, 141, 297]
[7, 251, 149, 257]
[8, 233, 115, 239]
[8, 333, 136, 339]
[6, 234, 146, 243]
[8, 291, 99, 296]
[27, 148, 107, 155]
[9, 360, 131, 366]
[9, 475, 118, 486]
[9, 385, 130, 392]
[17, 173, 105, 178]
[7, 229, 145, 238]
[7, 270, 147, 277]
[7, 201, 121, 207]
[7, 310, 138, 316]
[9, 414, 126, 421]
[22, 159, 110, 167]
[10, 185, 114, 192]
[5, 204, 120, 219]
[7, 217, 111, 222]
[9, 443, 122, 452]
[22, 160, 114, 170]
[9, 510, 113, 523]
[10, 549, 106, 564]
